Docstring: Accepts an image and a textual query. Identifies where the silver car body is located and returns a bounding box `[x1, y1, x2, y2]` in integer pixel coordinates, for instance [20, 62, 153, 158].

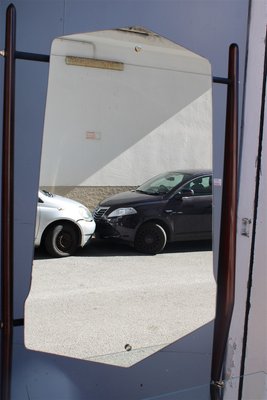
[35, 190, 96, 248]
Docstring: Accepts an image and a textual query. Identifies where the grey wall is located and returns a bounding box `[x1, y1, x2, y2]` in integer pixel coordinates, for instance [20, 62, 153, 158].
[0, 1, 249, 399]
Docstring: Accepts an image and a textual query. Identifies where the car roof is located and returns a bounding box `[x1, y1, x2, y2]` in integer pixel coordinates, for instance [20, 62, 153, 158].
[167, 169, 212, 176]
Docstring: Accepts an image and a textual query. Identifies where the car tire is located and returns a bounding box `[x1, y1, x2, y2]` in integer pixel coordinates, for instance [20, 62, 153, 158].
[134, 222, 167, 254]
[45, 223, 79, 257]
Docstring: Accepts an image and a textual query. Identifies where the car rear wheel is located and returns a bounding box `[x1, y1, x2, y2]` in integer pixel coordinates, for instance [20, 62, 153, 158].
[45, 223, 79, 257]
[134, 222, 167, 254]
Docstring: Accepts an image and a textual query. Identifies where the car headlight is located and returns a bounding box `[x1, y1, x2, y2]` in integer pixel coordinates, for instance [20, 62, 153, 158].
[79, 206, 93, 220]
[107, 207, 137, 218]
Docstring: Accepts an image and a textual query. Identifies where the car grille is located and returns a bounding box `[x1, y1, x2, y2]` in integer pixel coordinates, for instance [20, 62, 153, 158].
[93, 206, 110, 221]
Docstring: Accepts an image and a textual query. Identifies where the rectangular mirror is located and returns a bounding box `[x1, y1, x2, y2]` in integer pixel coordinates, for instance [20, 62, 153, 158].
[25, 27, 215, 367]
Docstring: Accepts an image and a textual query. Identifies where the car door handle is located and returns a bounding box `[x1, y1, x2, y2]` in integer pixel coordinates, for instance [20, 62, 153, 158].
[164, 210, 183, 215]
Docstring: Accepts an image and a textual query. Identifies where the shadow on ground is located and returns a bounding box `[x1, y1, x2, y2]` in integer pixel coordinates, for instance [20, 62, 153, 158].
[34, 238, 212, 260]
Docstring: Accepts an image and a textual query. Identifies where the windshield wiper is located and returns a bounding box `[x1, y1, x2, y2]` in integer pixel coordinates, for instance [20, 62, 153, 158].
[135, 189, 149, 194]
[42, 189, 53, 197]
[136, 189, 166, 196]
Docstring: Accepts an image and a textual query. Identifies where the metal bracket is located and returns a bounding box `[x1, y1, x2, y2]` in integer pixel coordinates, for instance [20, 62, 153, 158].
[0, 319, 23, 329]
[241, 217, 252, 237]
[211, 380, 225, 389]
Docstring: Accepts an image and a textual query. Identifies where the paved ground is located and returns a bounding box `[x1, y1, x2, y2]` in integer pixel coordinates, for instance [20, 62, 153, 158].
[25, 239, 215, 367]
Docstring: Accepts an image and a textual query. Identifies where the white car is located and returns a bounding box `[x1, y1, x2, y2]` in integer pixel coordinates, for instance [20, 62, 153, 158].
[35, 190, 96, 257]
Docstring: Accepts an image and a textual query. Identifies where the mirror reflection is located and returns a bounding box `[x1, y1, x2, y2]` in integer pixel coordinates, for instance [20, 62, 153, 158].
[25, 27, 215, 367]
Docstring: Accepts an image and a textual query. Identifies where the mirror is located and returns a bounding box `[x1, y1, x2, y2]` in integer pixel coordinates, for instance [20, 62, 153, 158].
[25, 27, 215, 367]
[175, 189, 194, 198]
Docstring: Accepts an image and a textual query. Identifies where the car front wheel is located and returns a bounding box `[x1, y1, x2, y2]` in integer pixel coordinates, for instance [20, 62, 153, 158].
[134, 222, 167, 254]
[44, 223, 79, 257]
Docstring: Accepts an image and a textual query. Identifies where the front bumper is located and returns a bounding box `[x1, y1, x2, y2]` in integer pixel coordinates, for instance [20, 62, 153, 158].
[95, 216, 138, 243]
[77, 219, 96, 247]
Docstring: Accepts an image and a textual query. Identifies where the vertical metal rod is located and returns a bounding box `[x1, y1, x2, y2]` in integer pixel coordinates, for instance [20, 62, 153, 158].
[1, 5, 16, 400]
[210, 43, 239, 398]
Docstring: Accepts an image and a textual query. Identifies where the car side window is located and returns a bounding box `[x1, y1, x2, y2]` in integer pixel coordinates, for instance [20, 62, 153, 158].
[182, 175, 212, 196]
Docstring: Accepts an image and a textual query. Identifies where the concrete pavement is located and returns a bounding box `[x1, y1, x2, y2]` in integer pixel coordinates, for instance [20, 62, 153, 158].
[25, 240, 215, 367]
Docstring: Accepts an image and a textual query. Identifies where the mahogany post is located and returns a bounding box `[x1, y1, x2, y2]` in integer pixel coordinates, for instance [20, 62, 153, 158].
[210, 43, 239, 398]
[1, 4, 16, 400]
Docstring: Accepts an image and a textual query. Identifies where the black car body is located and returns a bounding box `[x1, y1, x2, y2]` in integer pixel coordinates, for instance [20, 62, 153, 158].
[93, 170, 212, 254]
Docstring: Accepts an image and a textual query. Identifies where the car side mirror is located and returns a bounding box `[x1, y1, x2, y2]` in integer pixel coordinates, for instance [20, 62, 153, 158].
[175, 188, 194, 199]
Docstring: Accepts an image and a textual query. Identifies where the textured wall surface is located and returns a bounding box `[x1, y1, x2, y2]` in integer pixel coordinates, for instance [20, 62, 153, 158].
[41, 185, 136, 209]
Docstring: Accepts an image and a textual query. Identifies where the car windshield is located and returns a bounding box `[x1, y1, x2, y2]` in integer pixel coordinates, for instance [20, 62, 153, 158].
[136, 172, 190, 195]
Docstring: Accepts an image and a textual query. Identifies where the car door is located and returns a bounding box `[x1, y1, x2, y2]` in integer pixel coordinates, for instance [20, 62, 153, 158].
[167, 175, 212, 240]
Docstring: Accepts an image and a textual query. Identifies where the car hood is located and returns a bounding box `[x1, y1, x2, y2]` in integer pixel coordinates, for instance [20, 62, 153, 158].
[99, 190, 163, 207]
[39, 191, 86, 209]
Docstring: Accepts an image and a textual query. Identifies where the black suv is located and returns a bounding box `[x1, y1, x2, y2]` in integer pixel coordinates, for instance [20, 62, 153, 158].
[93, 170, 212, 254]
